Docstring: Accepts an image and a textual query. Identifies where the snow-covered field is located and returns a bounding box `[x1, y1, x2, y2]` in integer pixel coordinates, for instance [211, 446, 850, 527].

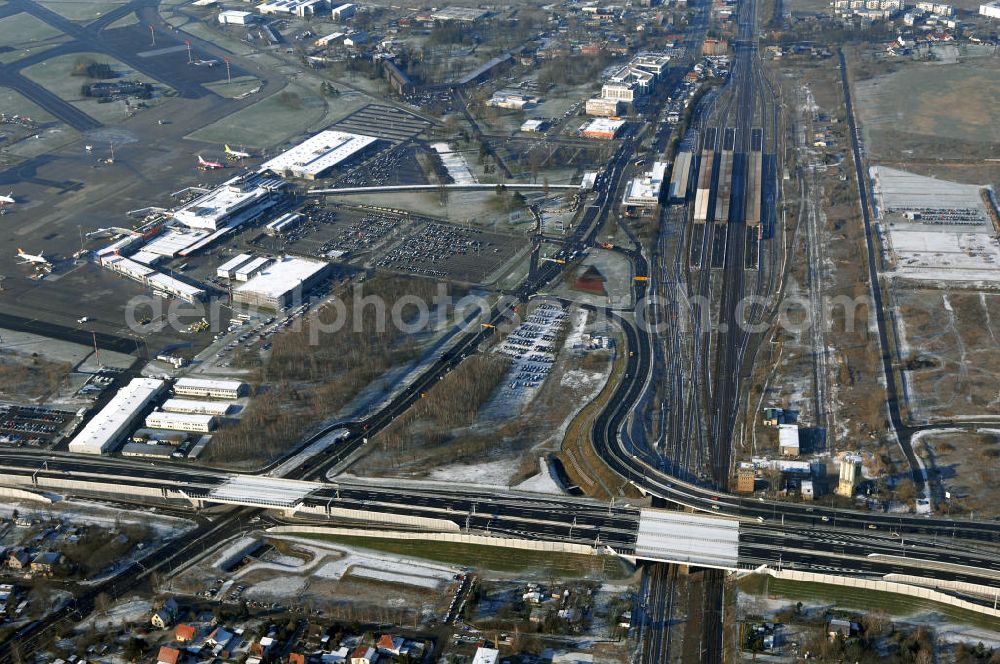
[78, 598, 151, 632]
[426, 457, 521, 485]
[223, 534, 463, 598]
[245, 576, 308, 599]
[347, 566, 449, 590]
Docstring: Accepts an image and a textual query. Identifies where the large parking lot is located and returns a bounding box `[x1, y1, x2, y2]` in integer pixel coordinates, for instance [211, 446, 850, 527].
[495, 303, 568, 400]
[0, 404, 76, 447]
[332, 103, 432, 143]
[250, 205, 404, 263]
[375, 222, 525, 283]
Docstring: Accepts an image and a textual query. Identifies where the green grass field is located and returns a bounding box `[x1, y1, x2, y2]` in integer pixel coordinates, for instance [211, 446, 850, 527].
[105, 12, 139, 29]
[737, 574, 1000, 632]
[187, 81, 366, 148]
[22, 51, 173, 124]
[34, 0, 132, 22]
[0, 13, 69, 64]
[203, 75, 263, 100]
[294, 533, 635, 580]
[0, 86, 57, 122]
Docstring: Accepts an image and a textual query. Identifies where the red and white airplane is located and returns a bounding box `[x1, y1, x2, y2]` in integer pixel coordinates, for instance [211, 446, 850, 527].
[197, 155, 225, 170]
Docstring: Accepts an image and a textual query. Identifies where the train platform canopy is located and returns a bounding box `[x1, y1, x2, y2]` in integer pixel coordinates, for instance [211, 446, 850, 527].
[634, 509, 739, 569]
[209, 475, 322, 508]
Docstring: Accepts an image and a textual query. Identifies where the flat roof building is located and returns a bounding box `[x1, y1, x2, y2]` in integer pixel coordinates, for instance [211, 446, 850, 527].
[232, 256, 330, 309]
[146, 411, 217, 433]
[981, 0, 1000, 17]
[68, 378, 167, 454]
[162, 398, 234, 416]
[121, 443, 177, 459]
[259, 130, 379, 180]
[218, 9, 254, 24]
[331, 2, 355, 20]
[141, 228, 210, 257]
[173, 174, 284, 231]
[581, 117, 625, 140]
[233, 256, 273, 282]
[622, 161, 668, 216]
[216, 253, 255, 279]
[175, 377, 246, 400]
[586, 97, 624, 117]
[265, 212, 303, 235]
[258, 0, 327, 17]
[316, 31, 345, 46]
[101, 255, 206, 303]
[779, 424, 800, 457]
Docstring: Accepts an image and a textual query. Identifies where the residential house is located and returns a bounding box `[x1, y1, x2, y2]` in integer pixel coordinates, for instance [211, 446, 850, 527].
[30, 552, 64, 575]
[350, 645, 377, 664]
[376, 634, 404, 656]
[157, 646, 181, 664]
[151, 609, 174, 630]
[827, 618, 859, 640]
[323, 647, 350, 663]
[6, 550, 28, 570]
[175, 624, 197, 642]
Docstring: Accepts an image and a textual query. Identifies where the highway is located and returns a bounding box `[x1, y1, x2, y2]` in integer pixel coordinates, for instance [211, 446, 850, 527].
[4, 1, 1000, 660]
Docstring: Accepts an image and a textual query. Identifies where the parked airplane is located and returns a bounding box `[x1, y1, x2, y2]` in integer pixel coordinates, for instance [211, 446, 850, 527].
[197, 155, 225, 170]
[191, 59, 219, 67]
[0, 192, 14, 214]
[224, 145, 251, 160]
[16, 248, 50, 265]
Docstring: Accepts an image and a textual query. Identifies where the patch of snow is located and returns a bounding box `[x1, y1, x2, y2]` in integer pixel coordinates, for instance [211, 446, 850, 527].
[513, 456, 565, 495]
[427, 457, 521, 486]
[79, 598, 151, 632]
[245, 575, 307, 599]
[347, 566, 447, 590]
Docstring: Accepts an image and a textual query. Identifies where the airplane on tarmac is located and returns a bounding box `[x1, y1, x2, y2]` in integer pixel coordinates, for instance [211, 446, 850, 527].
[16, 248, 50, 266]
[191, 59, 220, 67]
[224, 145, 251, 160]
[197, 155, 225, 170]
[0, 192, 14, 213]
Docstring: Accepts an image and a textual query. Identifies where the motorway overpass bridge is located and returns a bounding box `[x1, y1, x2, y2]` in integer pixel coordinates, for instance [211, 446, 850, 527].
[0, 453, 737, 568]
[2, 453, 1000, 614]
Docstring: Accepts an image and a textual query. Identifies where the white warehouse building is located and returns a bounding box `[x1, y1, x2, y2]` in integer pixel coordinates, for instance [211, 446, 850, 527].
[257, 0, 327, 17]
[216, 253, 255, 280]
[259, 130, 379, 180]
[232, 256, 330, 309]
[68, 378, 167, 454]
[145, 411, 217, 433]
[161, 398, 234, 417]
[175, 377, 246, 399]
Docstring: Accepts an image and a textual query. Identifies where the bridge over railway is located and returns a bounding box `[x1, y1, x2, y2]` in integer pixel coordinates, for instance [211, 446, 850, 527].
[308, 182, 583, 196]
